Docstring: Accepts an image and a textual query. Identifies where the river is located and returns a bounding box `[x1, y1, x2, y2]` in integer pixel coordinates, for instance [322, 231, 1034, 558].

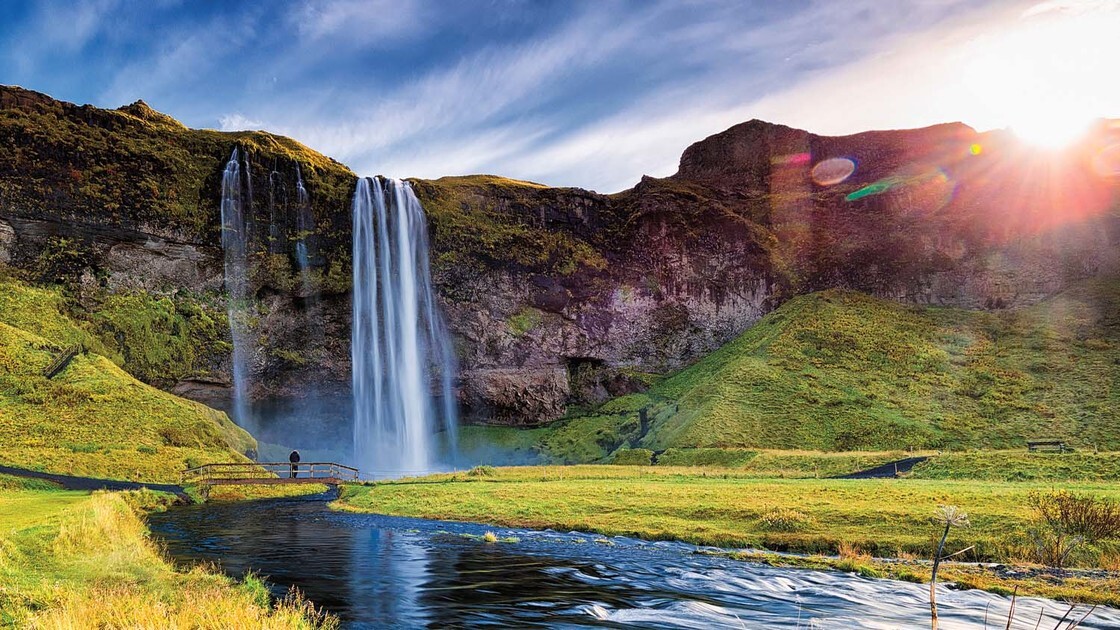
[146, 494, 1119, 629]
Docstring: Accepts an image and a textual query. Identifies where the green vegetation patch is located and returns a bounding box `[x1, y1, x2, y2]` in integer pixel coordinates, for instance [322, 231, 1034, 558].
[911, 451, 1120, 482]
[411, 175, 609, 278]
[614, 279, 1120, 453]
[0, 487, 335, 627]
[0, 271, 228, 387]
[89, 291, 228, 386]
[0, 280, 254, 481]
[536, 414, 640, 464]
[507, 307, 544, 336]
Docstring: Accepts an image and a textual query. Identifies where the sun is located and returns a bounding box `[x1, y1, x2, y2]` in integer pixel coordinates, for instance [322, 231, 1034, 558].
[1008, 112, 1093, 149]
[958, 3, 1119, 149]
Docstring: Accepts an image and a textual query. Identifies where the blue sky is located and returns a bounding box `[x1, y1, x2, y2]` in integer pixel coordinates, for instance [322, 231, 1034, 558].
[2, 0, 1118, 191]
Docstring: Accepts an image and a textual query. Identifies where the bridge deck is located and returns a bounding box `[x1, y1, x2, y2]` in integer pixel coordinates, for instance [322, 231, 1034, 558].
[202, 477, 351, 486]
[181, 462, 360, 486]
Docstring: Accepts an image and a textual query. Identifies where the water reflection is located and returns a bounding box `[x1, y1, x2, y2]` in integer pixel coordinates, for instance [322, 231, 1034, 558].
[147, 496, 1120, 629]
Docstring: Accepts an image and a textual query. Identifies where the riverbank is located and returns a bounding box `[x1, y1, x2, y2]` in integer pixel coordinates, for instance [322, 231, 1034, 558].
[334, 465, 1120, 607]
[0, 477, 336, 628]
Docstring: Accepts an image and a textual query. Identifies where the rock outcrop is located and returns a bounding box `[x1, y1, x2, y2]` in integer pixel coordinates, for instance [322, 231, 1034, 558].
[1, 85, 1117, 426]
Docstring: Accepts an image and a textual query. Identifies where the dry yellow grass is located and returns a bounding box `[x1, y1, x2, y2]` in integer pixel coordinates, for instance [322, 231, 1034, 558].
[0, 488, 336, 629]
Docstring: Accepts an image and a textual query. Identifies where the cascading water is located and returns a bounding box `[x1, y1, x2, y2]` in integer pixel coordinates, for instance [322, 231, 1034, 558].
[294, 166, 315, 293]
[267, 164, 284, 254]
[351, 177, 458, 475]
[220, 148, 252, 427]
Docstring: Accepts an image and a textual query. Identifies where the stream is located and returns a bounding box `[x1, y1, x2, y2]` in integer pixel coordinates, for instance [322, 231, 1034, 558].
[146, 494, 1120, 629]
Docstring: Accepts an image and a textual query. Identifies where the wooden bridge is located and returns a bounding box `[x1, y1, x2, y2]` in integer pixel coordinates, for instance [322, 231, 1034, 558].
[181, 462, 360, 486]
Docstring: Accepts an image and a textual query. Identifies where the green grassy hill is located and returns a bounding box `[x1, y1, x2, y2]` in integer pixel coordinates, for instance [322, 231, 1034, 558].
[0, 273, 254, 482]
[522, 277, 1120, 462]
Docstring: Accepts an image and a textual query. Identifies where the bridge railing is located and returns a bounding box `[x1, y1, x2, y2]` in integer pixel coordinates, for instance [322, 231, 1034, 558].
[181, 462, 361, 485]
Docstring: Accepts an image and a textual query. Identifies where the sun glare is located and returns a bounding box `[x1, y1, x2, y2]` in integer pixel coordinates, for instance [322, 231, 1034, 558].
[959, 3, 1120, 149]
[1009, 114, 1093, 149]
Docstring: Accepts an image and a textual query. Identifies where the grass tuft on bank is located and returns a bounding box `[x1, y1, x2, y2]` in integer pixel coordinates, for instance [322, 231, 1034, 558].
[0, 487, 336, 628]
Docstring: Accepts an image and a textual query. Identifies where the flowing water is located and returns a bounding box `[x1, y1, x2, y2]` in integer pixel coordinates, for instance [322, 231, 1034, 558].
[351, 177, 458, 476]
[220, 148, 252, 427]
[147, 496, 1120, 629]
[295, 164, 314, 290]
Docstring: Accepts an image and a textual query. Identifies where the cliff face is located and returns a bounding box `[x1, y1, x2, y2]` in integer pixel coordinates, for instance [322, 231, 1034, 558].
[2, 86, 1118, 426]
[0, 85, 357, 406]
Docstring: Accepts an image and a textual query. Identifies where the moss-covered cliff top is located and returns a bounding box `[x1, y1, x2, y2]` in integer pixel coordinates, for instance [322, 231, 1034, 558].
[0, 85, 355, 243]
[410, 174, 613, 278]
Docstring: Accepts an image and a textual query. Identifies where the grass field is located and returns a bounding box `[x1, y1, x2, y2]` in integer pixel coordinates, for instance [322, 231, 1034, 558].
[337, 465, 1120, 605]
[0, 483, 335, 628]
[909, 450, 1120, 481]
[337, 465, 1119, 557]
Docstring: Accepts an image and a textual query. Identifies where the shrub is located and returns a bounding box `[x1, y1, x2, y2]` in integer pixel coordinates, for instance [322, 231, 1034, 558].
[612, 448, 653, 466]
[1027, 491, 1120, 567]
[759, 508, 814, 532]
[466, 465, 496, 478]
[160, 425, 201, 447]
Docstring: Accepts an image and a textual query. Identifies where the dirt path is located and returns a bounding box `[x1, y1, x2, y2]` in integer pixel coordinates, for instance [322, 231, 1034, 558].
[836, 456, 929, 479]
[0, 464, 189, 499]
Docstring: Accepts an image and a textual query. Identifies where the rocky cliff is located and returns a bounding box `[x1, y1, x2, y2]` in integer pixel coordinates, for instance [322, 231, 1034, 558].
[418, 120, 1120, 424]
[1, 86, 1117, 427]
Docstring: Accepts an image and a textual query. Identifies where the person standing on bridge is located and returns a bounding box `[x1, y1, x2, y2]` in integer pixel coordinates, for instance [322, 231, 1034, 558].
[289, 450, 300, 479]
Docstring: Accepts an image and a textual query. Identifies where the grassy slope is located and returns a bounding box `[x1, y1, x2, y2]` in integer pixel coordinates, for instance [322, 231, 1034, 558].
[909, 451, 1120, 482]
[0, 274, 253, 482]
[535, 278, 1120, 461]
[337, 467, 1120, 605]
[0, 486, 335, 628]
[0, 271, 230, 387]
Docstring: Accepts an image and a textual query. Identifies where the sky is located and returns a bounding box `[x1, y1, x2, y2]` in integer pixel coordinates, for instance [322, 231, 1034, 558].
[1, 0, 1118, 192]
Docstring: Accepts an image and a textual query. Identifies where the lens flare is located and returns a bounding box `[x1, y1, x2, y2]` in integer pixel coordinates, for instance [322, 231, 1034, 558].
[772, 152, 812, 166]
[969, 144, 983, 156]
[845, 169, 955, 213]
[846, 176, 905, 201]
[810, 157, 856, 186]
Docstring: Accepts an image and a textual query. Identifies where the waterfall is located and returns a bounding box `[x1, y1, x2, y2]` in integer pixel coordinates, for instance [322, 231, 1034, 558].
[267, 165, 284, 254]
[351, 177, 458, 475]
[220, 148, 252, 427]
[294, 165, 314, 292]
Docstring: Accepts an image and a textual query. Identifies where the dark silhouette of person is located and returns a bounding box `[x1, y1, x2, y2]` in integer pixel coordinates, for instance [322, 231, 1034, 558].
[289, 450, 301, 479]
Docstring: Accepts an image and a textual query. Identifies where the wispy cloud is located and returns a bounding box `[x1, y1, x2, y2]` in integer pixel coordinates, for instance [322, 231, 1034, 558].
[291, 0, 425, 42]
[6, 0, 120, 75]
[3, 0, 1112, 193]
[219, 113, 265, 131]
